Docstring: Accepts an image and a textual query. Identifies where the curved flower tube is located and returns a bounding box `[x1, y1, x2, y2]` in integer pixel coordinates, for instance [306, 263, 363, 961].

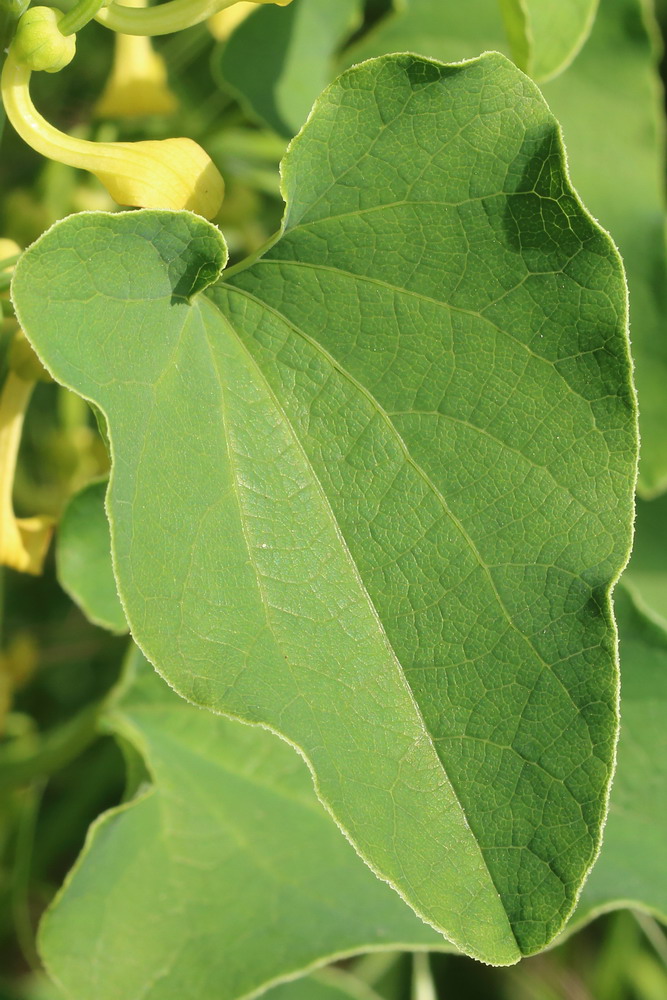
[97, 0, 292, 36]
[1, 50, 224, 218]
[96, 0, 178, 118]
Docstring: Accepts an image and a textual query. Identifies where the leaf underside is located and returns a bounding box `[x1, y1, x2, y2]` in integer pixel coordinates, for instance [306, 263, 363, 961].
[13, 53, 636, 963]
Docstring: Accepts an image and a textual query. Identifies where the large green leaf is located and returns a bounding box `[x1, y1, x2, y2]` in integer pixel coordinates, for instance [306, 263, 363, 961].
[569, 587, 667, 928]
[499, 0, 600, 82]
[57, 478, 128, 634]
[39, 647, 441, 1000]
[13, 53, 637, 961]
[352, 0, 667, 496]
[219, 0, 362, 137]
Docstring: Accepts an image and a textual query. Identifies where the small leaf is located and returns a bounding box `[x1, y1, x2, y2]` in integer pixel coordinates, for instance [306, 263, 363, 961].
[623, 494, 667, 625]
[13, 53, 637, 961]
[218, 0, 361, 136]
[543, 0, 667, 497]
[57, 479, 128, 635]
[39, 646, 442, 1000]
[499, 0, 600, 82]
[569, 587, 667, 929]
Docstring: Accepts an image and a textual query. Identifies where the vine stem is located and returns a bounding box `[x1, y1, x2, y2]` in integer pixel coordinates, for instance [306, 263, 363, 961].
[59, 0, 106, 35]
[97, 0, 289, 36]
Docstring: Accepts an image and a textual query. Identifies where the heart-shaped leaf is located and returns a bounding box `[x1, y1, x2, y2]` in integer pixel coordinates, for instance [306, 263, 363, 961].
[569, 587, 667, 930]
[13, 53, 637, 961]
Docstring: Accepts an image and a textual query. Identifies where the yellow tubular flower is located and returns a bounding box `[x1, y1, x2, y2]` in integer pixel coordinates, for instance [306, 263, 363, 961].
[96, 0, 178, 118]
[97, 0, 293, 36]
[208, 1, 256, 41]
[1, 50, 224, 218]
[0, 369, 54, 576]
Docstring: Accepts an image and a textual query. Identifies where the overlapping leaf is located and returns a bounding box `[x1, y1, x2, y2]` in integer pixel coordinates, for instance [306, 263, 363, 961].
[570, 587, 667, 929]
[39, 647, 441, 1000]
[39, 511, 666, 998]
[544, 0, 667, 496]
[57, 478, 128, 634]
[623, 494, 667, 624]
[218, 0, 362, 136]
[499, 0, 599, 81]
[13, 53, 636, 961]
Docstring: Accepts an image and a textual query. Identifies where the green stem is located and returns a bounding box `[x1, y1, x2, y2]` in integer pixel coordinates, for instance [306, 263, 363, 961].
[11, 780, 45, 972]
[97, 0, 267, 36]
[0, 702, 101, 792]
[59, 0, 105, 34]
[0, 254, 20, 271]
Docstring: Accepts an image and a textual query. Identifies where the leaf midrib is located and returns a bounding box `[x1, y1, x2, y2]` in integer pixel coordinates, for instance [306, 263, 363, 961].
[197, 293, 517, 948]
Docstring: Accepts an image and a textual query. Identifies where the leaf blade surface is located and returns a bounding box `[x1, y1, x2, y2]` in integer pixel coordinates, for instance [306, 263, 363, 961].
[13, 53, 637, 960]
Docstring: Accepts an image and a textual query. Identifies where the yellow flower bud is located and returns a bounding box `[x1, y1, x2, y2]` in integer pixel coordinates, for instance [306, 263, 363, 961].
[208, 1, 256, 41]
[1, 50, 224, 219]
[97, 0, 293, 36]
[96, 0, 178, 118]
[13, 6, 76, 74]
